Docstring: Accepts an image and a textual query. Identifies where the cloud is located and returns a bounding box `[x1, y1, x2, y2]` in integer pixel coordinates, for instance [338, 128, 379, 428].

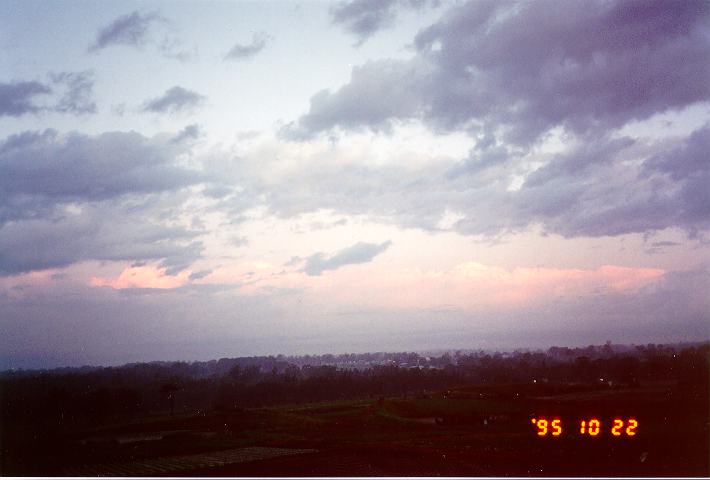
[0, 81, 51, 116]
[0, 72, 96, 117]
[142, 86, 206, 114]
[268, 117, 710, 239]
[523, 136, 636, 188]
[303, 240, 392, 275]
[50, 71, 97, 114]
[0, 207, 202, 276]
[224, 32, 271, 60]
[462, 127, 710, 237]
[330, 0, 439, 46]
[640, 123, 710, 233]
[644, 122, 710, 181]
[1, 263, 706, 369]
[296, 0, 710, 143]
[282, 59, 428, 138]
[171, 124, 202, 143]
[330, 0, 397, 45]
[651, 241, 679, 248]
[306, 261, 667, 311]
[188, 269, 212, 281]
[229, 0, 710, 240]
[0, 129, 201, 220]
[88, 11, 194, 61]
[91, 265, 190, 290]
[89, 11, 163, 52]
[0, 128, 206, 275]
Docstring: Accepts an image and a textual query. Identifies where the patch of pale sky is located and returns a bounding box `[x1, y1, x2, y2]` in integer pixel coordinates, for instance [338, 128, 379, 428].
[615, 102, 710, 140]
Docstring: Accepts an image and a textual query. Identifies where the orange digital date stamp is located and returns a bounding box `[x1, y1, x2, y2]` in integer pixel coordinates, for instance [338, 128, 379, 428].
[531, 417, 638, 436]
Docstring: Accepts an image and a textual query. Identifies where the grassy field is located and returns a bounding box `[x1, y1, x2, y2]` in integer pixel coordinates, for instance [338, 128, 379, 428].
[3, 381, 708, 476]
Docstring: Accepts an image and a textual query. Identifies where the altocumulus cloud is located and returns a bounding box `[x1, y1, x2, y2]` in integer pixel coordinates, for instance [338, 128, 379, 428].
[50, 71, 97, 114]
[142, 86, 206, 114]
[303, 241, 392, 276]
[0, 72, 96, 117]
[88, 10, 193, 61]
[330, 0, 439, 46]
[89, 11, 163, 52]
[224, 32, 271, 60]
[171, 124, 202, 143]
[331, 0, 398, 45]
[0, 81, 50, 116]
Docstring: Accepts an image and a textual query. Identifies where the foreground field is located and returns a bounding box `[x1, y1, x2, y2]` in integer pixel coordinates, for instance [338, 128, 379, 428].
[3, 380, 707, 476]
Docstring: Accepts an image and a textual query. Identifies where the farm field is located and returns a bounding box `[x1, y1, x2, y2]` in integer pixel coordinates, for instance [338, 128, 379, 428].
[3, 381, 707, 477]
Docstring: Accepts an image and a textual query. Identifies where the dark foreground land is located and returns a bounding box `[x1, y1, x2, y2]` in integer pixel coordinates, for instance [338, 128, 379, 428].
[2, 343, 708, 476]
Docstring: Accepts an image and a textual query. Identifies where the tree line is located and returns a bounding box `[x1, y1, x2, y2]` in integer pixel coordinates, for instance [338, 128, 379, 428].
[1, 342, 708, 428]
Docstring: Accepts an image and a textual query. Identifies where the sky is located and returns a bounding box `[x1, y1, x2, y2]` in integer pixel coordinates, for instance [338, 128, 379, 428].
[1, 0, 709, 369]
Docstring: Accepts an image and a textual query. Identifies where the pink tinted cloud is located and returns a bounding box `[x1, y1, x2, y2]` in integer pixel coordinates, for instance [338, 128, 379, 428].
[0, 268, 63, 299]
[285, 262, 666, 311]
[104, 258, 665, 311]
[596, 265, 666, 291]
[449, 263, 666, 304]
[190, 261, 277, 292]
[90, 265, 189, 290]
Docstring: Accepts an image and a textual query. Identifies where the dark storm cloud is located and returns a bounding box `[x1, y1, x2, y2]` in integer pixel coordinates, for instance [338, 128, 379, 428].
[142, 86, 206, 114]
[0, 129, 207, 275]
[330, 0, 439, 45]
[303, 241, 392, 276]
[224, 32, 271, 60]
[0, 81, 51, 116]
[89, 11, 162, 52]
[0, 72, 96, 117]
[296, 0, 710, 143]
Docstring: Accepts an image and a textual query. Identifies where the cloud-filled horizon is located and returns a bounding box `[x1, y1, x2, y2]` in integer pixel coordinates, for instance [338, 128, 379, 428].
[0, 0, 708, 369]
